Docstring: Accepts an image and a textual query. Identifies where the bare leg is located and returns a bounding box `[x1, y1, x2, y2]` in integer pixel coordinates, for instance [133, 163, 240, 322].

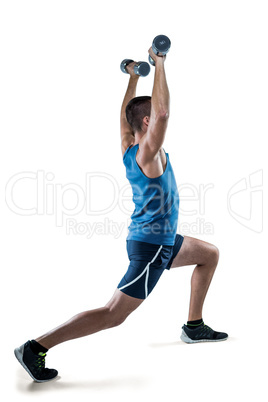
[170, 236, 219, 321]
[36, 289, 144, 349]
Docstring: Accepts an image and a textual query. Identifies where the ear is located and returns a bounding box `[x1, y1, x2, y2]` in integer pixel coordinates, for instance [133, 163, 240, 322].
[143, 116, 150, 126]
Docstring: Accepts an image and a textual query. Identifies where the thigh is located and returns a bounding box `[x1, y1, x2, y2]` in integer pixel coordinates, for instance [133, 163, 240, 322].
[117, 240, 165, 299]
[170, 235, 218, 268]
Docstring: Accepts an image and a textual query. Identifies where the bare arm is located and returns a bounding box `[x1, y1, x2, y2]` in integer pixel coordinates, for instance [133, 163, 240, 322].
[120, 63, 139, 156]
[139, 48, 170, 162]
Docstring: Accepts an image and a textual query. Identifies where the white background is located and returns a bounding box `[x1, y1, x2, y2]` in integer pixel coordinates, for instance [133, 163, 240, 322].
[0, 0, 267, 401]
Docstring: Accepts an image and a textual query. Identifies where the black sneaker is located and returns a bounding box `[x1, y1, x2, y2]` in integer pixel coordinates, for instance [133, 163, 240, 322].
[181, 323, 228, 343]
[14, 341, 58, 382]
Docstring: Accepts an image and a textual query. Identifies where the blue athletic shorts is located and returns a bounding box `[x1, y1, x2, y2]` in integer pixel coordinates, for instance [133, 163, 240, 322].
[117, 234, 184, 300]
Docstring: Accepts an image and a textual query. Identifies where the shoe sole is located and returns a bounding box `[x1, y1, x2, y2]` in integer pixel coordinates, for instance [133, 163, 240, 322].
[14, 344, 57, 383]
[180, 329, 228, 344]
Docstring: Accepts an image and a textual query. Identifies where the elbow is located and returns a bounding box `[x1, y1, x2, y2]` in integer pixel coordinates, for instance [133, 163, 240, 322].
[155, 110, 170, 121]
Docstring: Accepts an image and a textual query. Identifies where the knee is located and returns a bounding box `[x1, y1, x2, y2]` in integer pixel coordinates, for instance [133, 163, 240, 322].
[208, 244, 220, 266]
[106, 308, 127, 329]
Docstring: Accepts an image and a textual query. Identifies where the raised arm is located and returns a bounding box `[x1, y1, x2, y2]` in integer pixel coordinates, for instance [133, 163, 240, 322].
[120, 62, 139, 156]
[139, 48, 170, 162]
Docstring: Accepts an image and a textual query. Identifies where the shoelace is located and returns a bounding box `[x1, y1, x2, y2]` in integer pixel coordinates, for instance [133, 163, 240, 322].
[35, 352, 46, 370]
[193, 324, 213, 338]
[204, 324, 219, 340]
[203, 324, 213, 333]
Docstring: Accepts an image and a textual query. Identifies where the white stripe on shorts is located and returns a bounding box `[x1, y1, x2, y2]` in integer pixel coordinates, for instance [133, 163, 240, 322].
[118, 245, 163, 298]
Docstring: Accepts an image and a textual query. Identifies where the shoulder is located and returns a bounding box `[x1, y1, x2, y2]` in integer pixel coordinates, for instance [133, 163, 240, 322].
[137, 134, 165, 164]
[136, 145, 167, 179]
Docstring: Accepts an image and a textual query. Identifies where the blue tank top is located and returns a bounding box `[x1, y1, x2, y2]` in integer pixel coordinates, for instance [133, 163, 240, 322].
[123, 144, 180, 246]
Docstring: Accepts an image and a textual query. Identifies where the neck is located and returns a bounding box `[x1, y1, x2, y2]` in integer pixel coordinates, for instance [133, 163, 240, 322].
[133, 130, 146, 145]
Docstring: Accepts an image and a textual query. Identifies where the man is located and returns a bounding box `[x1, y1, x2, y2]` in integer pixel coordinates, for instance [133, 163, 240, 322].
[14, 47, 228, 383]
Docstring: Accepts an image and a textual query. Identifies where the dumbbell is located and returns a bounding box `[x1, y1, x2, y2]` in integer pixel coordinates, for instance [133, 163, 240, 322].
[148, 35, 171, 66]
[120, 59, 151, 77]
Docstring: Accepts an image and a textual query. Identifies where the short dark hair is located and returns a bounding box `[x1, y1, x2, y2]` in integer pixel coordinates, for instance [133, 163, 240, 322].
[125, 96, 151, 132]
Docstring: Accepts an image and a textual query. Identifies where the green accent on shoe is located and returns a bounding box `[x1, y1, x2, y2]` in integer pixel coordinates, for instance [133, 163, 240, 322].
[14, 341, 58, 382]
[35, 352, 46, 370]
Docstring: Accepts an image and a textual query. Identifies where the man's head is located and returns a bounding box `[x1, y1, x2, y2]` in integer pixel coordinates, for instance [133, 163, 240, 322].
[126, 96, 151, 134]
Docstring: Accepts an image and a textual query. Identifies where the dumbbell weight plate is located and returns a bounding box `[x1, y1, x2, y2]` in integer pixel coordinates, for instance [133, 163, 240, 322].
[152, 35, 171, 56]
[149, 34, 171, 66]
[149, 55, 155, 66]
[134, 62, 151, 77]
